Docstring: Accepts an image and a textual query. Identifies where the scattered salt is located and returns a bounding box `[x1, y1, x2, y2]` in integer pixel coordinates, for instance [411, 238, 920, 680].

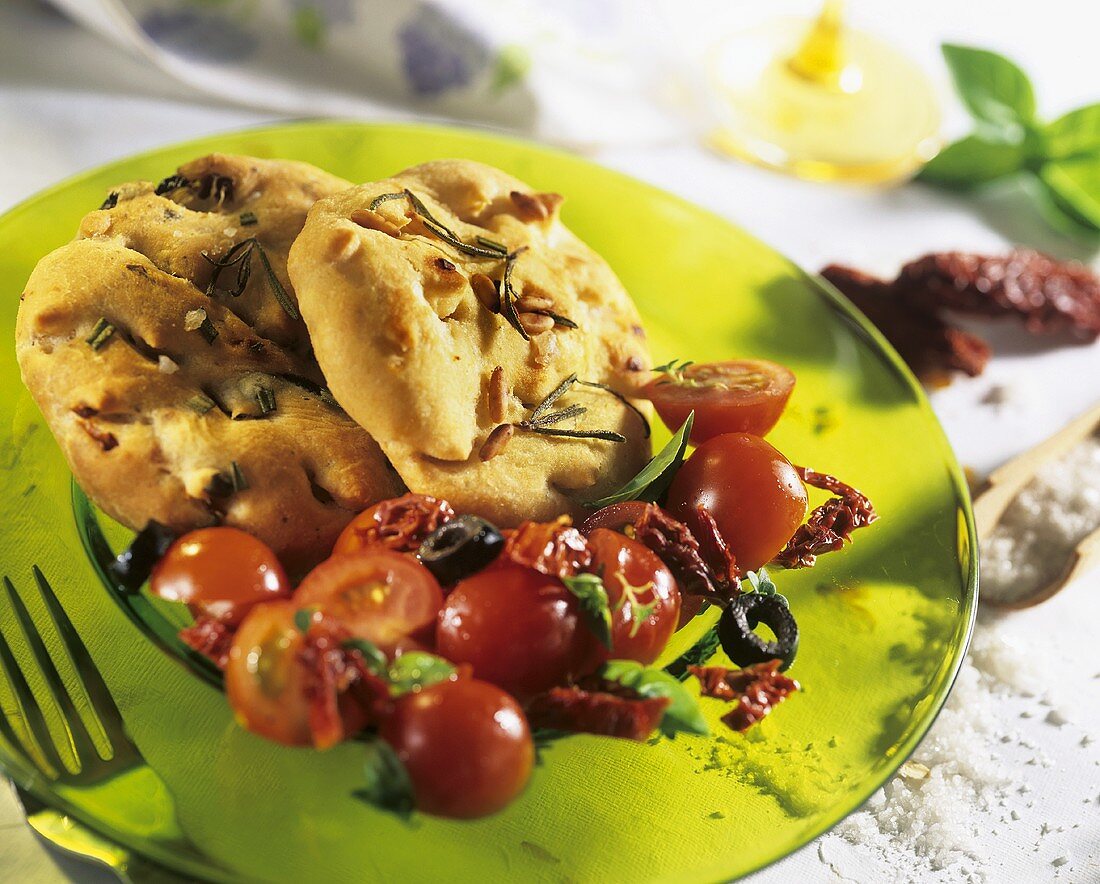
[1052, 855, 1070, 867]
[223, 227, 237, 238]
[981, 434, 1100, 605]
[158, 355, 179, 374]
[1044, 709, 1069, 727]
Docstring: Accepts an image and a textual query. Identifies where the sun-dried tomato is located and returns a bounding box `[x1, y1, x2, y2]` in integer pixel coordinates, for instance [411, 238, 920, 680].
[297, 616, 392, 750]
[689, 660, 799, 732]
[178, 614, 234, 670]
[343, 493, 455, 554]
[630, 503, 740, 603]
[897, 250, 1100, 340]
[773, 466, 877, 569]
[499, 516, 591, 578]
[525, 683, 669, 741]
[822, 264, 991, 383]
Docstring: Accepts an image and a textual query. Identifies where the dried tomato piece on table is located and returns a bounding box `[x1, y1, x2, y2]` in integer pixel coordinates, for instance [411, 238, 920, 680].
[821, 264, 991, 383]
[690, 660, 799, 732]
[773, 466, 877, 569]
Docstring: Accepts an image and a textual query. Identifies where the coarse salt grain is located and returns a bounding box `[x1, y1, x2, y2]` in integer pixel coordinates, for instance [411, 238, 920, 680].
[158, 355, 179, 374]
[981, 434, 1100, 605]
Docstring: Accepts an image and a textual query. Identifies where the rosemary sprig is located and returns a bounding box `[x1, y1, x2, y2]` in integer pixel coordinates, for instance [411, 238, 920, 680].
[256, 386, 277, 415]
[576, 380, 651, 438]
[253, 240, 299, 320]
[531, 309, 579, 330]
[154, 174, 189, 196]
[501, 247, 531, 340]
[186, 393, 216, 415]
[369, 192, 408, 211]
[184, 308, 218, 344]
[519, 375, 626, 443]
[230, 461, 249, 492]
[201, 238, 300, 320]
[475, 235, 508, 253]
[239, 211, 258, 226]
[403, 189, 508, 259]
[86, 318, 115, 351]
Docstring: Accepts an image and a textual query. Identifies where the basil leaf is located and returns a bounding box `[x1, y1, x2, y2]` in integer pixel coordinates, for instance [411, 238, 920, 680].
[664, 625, 720, 682]
[585, 412, 693, 508]
[745, 568, 777, 596]
[352, 739, 415, 819]
[1030, 176, 1100, 239]
[941, 44, 1036, 136]
[918, 134, 1025, 188]
[1044, 103, 1100, 161]
[386, 652, 456, 694]
[561, 573, 613, 649]
[601, 659, 709, 738]
[341, 637, 388, 675]
[293, 607, 317, 634]
[1038, 158, 1100, 229]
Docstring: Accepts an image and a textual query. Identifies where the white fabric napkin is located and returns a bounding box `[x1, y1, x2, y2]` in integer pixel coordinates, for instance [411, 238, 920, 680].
[48, 0, 683, 150]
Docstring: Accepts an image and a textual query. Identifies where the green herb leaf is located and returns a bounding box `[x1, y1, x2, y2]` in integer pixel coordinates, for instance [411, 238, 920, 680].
[368, 192, 406, 212]
[256, 385, 277, 415]
[239, 211, 258, 227]
[386, 652, 456, 694]
[1043, 103, 1100, 160]
[665, 625, 721, 681]
[341, 637, 388, 674]
[745, 568, 778, 596]
[585, 412, 694, 508]
[1030, 175, 1100, 239]
[184, 308, 218, 344]
[561, 573, 613, 649]
[1038, 158, 1100, 229]
[186, 393, 216, 415]
[229, 461, 248, 492]
[294, 607, 317, 634]
[85, 317, 116, 351]
[941, 44, 1036, 136]
[353, 739, 416, 820]
[600, 659, 708, 738]
[917, 134, 1026, 188]
[253, 241, 300, 320]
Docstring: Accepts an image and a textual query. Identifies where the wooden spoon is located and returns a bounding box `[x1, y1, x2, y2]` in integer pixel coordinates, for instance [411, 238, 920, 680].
[973, 401, 1100, 609]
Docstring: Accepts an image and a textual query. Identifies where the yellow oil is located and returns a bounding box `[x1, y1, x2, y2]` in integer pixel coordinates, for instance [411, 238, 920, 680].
[707, 2, 940, 184]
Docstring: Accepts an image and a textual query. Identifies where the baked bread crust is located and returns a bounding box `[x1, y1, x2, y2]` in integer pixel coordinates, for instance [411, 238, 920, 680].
[288, 159, 651, 525]
[17, 155, 401, 571]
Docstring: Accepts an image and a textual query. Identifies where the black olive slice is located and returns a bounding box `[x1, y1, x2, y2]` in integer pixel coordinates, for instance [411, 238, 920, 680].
[717, 593, 799, 671]
[108, 520, 178, 592]
[418, 515, 504, 586]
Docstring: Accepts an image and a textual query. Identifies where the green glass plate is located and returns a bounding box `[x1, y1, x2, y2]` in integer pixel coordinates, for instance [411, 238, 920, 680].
[0, 121, 976, 882]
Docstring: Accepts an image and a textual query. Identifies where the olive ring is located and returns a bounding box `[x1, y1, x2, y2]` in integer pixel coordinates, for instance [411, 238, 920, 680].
[717, 592, 799, 671]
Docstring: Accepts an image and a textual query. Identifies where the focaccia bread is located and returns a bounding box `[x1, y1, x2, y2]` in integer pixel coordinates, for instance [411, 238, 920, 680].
[288, 159, 652, 525]
[16, 156, 402, 571]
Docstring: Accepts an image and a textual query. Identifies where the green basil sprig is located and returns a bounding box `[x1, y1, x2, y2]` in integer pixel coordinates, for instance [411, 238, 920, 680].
[353, 740, 416, 819]
[585, 412, 693, 508]
[561, 573, 613, 649]
[919, 44, 1100, 239]
[600, 659, 709, 738]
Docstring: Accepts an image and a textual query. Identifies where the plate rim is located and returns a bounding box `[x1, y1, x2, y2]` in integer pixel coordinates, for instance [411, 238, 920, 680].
[0, 117, 979, 883]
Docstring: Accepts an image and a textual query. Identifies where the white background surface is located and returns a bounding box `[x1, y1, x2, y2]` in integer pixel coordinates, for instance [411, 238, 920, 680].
[1, 0, 1099, 881]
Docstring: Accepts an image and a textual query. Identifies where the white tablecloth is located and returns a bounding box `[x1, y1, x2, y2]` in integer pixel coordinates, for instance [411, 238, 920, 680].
[1, 0, 1098, 880]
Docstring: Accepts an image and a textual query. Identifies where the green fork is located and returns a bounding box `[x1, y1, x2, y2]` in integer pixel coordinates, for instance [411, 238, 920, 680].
[0, 568, 195, 882]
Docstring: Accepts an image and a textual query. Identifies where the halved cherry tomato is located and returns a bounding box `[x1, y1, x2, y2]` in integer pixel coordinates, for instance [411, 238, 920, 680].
[381, 678, 534, 819]
[294, 550, 444, 657]
[641, 359, 795, 443]
[577, 500, 652, 536]
[436, 565, 601, 701]
[667, 433, 807, 571]
[225, 601, 313, 746]
[587, 529, 680, 664]
[332, 494, 454, 556]
[151, 527, 289, 626]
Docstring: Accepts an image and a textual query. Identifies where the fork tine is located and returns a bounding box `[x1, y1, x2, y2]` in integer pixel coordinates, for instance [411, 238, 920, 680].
[0, 618, 63, 778]
[4, 577, 101, 769]
[31, 566, 132, 759]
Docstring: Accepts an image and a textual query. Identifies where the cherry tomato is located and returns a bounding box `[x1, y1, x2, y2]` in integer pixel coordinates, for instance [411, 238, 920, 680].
[577, 500, 652, 536]
[667, 433, 807, 571]
[587, 529, 680, 664]
[380, 678, 534, 818]
[436, 565, 601, 700]
[151, 527, 290, 626]
[225, 601, 312, 746]
[294, 550, 444, 657]
[641, 359, 795, 443]
[332, 494, 454, 556]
